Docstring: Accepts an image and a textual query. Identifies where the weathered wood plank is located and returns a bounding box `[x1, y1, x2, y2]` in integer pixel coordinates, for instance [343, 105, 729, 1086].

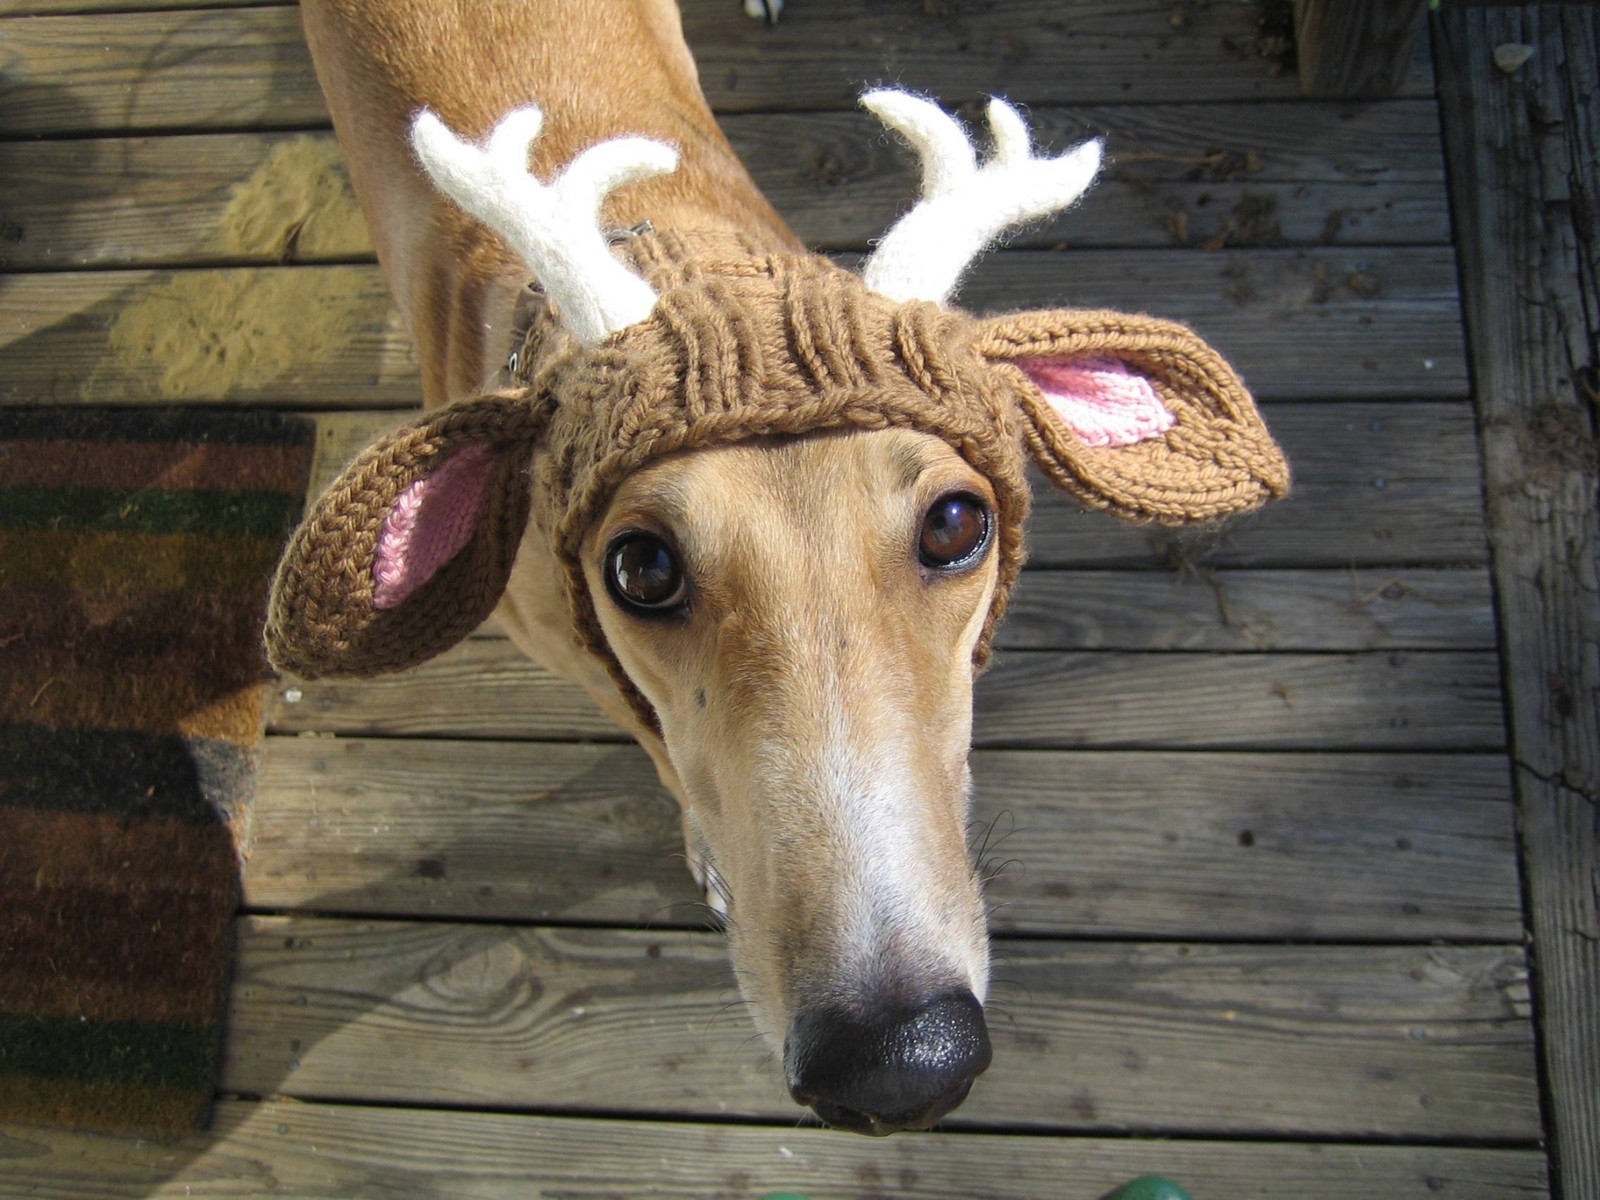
[1002, 568, 1496, 650]
[680, 0, 1345, 111]
[300, 408, 1498, 633]
[973, 650, 1503, 749]
[0, 265, 419, 406]
[0, 1100, 1552, 1200]
[0, 0, 266, 11]
[1295, 0, 1430, 99]
[0, 3, 1371, 140]
[268, 643, 1504, 750]
[221, 917, 1538, 1139]
[0, 250, 1467, 405]
[462, 568, 1493, 652]
[0, 102, 1448, 270]
[956, 247, 1468, 400]
[267, 640, 616, 739]
[973, 749, 1518, 938]
[304, 403, 1490, 569]
[0, 7, 328, 137]
[1437, 9, 1600, 1199]
[1025, 402, 1488, 568]
[776, 99, 1449, 251]
[246, 738, 1521, 941]
[0, 132, 370, 270]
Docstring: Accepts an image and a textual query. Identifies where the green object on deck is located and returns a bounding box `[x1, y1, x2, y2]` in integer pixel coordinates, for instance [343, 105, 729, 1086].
[1101, 1177, 1195, 1200]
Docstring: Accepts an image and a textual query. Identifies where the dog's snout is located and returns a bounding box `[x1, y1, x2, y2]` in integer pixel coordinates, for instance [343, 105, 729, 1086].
[784, 989, 991, 1135]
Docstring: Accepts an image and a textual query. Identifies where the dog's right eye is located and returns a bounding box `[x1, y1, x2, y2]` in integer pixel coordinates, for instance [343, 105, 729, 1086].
[918, 493, 991, 570]
[604, 533, 689, 614]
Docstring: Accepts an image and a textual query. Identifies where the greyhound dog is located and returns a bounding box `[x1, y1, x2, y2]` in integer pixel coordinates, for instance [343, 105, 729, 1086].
[270, 0, 1287, 1135]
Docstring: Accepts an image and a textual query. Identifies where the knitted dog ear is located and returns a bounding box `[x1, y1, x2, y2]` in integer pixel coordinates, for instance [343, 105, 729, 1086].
[974, 309, 1290, 523]
[266, 393, 550, 679]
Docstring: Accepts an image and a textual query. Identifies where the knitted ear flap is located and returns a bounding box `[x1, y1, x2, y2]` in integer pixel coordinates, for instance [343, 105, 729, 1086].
[974, 308, 1290, 523]
[266, 392, 550, 679]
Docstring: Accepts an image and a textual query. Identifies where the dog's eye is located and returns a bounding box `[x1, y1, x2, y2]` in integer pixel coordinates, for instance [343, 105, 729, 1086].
[919, 494, 991, 570]
[605, 534, 688, 613]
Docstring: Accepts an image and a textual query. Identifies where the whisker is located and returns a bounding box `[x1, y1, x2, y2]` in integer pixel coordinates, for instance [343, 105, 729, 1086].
[980, 856, 1025, 887]
[970, 808, 1018, 866]
[988, 974, 1034, 1004]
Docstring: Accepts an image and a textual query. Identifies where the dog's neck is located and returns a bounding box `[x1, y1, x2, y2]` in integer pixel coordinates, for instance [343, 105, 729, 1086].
[299, 0, 799, 409]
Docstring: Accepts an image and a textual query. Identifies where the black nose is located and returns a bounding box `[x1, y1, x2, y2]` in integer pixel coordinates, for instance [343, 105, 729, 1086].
[784, 989, 992, 1135]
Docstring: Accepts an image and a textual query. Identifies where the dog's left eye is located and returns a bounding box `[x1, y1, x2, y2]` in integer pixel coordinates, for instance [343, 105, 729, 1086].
[919, 494, 991, 570]
[605, 533, 689, 613]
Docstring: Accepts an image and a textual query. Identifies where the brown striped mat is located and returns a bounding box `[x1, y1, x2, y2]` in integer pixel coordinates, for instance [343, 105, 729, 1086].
[0, 408, 314, 1133]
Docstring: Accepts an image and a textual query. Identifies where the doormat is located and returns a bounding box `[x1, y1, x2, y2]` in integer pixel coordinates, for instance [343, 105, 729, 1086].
[0, 407, 315, 1133]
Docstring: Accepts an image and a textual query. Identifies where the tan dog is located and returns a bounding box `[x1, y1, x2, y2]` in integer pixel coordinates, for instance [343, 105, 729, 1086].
[273, 0, 1288, 1135]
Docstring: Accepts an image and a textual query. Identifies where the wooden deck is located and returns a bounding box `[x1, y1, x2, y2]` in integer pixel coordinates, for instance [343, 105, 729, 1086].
[1, 2, 1592, 1197]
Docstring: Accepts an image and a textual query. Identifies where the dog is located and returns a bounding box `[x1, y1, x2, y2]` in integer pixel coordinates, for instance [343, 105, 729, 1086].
[269, 0, 1287, 1135]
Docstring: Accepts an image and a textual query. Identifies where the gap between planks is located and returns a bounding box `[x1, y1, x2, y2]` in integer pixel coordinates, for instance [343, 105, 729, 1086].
[0, 1099, 1553, 1200]
[265, 642, 1507, 750]
[0, 249, 1470, 405]
[247, 739, 1522, 941]
[0, 100, 1451, 270]
[0, 2, 1380, 140]
[296, 403, 1491, 571]
[220, 916, 1539, 1141]
[1436, 8, 1600, 1199]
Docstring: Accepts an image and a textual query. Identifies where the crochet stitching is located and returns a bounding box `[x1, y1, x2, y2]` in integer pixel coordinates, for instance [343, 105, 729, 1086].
[265, 228, 1288, 733]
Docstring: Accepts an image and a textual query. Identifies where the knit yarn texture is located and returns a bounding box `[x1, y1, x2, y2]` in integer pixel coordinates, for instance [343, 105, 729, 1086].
[266, 228, 1288, 732]
[520, 229, 1034, 726]
[266, 395, 546, 679]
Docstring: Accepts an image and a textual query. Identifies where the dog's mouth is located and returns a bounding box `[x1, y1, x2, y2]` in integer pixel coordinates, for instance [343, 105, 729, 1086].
[683, 811, 731, 921]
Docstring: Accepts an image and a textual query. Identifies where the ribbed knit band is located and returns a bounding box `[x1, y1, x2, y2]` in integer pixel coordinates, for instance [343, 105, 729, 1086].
[513, 230, 1034, 729]
[265, 228, 1287, 737]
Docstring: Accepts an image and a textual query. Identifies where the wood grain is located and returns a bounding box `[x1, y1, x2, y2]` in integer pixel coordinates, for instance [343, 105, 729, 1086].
[742, 100, 1449, 251]
[0, 131, 373, 271]
[1023, 402, 1488, 568]
[1437, 9, 1600, 1198]
[0, 248, 1467, 405]
[0, 7, 327, 136]
[972, 650, 1503, 749]
[677, 0, 1359, 111]
[0, 2, 1382, 139]
[299, 408, 1497, 633]
[444, 566, 1499, 651]
[304, 403, 1490, 569]
[1295, 0, 1430, 98]
[246, 738, 1521, 941]
[461, 566, 1494, 650]
[0, 1099, 1552, 1200]
[1001, 568, 1495, 650]
[267, 641, 1504, 750]
[0, 0, 1537, 1183]
[0, 101, 1447, 270]
[221, 917, 1538, 1139]
[0, 265, 419, 407]
[0, 0, 267, 10]
[955, 246, 1468, 400]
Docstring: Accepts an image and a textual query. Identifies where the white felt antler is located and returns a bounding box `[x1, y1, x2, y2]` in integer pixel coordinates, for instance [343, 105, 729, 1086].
[410, 106, 679, 346]
[859, 90, 1103, 305]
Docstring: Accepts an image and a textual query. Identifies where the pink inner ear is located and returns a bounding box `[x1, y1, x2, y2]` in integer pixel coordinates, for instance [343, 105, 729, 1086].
[373, 444, 498, 609]
[1016, 356, 1175, 448]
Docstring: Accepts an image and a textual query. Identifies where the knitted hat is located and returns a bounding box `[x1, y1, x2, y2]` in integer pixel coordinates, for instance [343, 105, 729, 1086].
[266, 93, 1289, 728]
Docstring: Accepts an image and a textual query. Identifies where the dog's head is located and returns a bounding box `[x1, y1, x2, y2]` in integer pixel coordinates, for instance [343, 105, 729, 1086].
[265, 94, 1288, 1134]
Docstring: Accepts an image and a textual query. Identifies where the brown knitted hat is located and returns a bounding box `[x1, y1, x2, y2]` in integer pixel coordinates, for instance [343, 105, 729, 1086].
[265, 228, 1289, 728]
